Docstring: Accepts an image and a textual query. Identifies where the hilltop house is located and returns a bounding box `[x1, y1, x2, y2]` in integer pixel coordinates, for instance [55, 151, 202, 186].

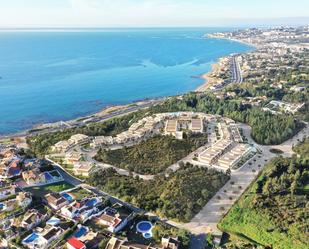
[22, 169, 45, 186]
[44, 192, 69, 210]
[21, 209, 48, 230]
[94, 207, 130, 233]
[61, 197, 102, 221]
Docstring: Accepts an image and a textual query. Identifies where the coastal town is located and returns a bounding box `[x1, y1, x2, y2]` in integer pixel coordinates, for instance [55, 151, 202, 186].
[0, 25, 308, 249]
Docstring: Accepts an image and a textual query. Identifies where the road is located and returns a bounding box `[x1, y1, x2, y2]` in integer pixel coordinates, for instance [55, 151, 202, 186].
[230, 55, 242, 84]
[45, 158, 84, 186]
[47, 121, 308, 249]
[181, 122, 309, 248]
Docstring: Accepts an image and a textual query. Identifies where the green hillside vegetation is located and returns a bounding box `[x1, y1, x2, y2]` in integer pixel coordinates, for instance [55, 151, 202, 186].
[27, 92, 303, 159]
[88, 164, 229, 222]
[225, 80, 309, 121]
[218, 153, 309, 249]
[149, 93, 304, 145]
[27, 92, 303, 158]
[95, 133, 207, 174]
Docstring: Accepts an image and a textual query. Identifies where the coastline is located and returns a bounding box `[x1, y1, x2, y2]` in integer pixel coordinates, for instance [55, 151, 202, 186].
[0, 98, 165, 140]
[195, 62, 221, 92]
[0, 35, 255, 140]
[195, 35, 257, 92]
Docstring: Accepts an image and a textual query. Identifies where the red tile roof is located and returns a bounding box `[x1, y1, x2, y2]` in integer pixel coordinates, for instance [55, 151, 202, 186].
[67, 237, 86, 249]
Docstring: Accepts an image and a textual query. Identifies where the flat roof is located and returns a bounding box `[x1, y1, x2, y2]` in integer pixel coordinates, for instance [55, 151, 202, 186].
[166, 119, 178, 132]
[191, 118, 203, 130]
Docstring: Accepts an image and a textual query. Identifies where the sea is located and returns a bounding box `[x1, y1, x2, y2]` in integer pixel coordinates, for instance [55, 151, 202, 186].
[0, 28, 253, 135]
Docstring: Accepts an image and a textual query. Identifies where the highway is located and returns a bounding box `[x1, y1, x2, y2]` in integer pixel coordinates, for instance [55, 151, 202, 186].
[230, 55, 243, 84]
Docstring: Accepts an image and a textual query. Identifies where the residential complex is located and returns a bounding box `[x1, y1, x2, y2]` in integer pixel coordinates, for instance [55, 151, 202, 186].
[198, 119, 254, 170]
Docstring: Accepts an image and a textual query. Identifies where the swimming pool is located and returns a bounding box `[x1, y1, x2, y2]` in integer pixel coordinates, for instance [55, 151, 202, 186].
[44, 172, 53, 181]
[136, 221, 153, 233]
[85, 198, 97, 207]
[62, 193, 74, 202]
[143, 232, 152, 239]
[23, 233, 39, 243]
[74, 226, 88, 238]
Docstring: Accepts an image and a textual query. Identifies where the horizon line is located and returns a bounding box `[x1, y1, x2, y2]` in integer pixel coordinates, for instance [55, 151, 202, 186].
[0, 24, 308, 30]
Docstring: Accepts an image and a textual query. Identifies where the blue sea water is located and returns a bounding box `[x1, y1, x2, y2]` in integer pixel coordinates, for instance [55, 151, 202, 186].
[0, 28, 252, 134]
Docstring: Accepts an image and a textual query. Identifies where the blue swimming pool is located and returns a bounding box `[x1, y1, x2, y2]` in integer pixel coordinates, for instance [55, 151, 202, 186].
[62, 193, 74, 202]
[0, 203, 4, 209]
[74, 226, 88, 238]
[143, 232, 152, 239]
[85, 198, 97, 207]
[23, 233, 39, 243]
[136, 221, 153, 233]
[44, 172, 53, 181]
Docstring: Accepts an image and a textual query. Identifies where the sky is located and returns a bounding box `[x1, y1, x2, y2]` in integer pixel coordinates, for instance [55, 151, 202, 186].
[0, 0, 308, 28]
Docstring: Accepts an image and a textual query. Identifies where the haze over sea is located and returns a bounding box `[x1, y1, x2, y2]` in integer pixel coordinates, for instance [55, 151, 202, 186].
[0, 28, 252, 134]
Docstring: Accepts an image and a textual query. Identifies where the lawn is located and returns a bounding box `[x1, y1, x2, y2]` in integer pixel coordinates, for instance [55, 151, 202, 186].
[25, 181, 74, 197]
[68, 187, 92, 201]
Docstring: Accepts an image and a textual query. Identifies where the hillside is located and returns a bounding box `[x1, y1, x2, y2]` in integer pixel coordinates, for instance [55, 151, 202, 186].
[218, 140, 309, 249]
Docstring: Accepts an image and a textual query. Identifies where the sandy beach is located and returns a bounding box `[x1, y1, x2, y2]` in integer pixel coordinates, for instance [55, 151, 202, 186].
[195, 35, 257, 92]
[195, 61, 221, 92]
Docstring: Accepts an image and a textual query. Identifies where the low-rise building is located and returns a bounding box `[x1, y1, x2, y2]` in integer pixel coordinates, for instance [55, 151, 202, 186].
[22, 226, 63, 249]
[22, 169, 46, 186]
[44, 192, 69, 210]
[217, 144, 252, 169]
[165, 115, 205, 139]
[199, 139, 234, 165]
[191, 118, 203, 133]
[69, 134, 89, 145]
[21, 209, 48, 230]
[263, 100, 305, 114]
[52, 134, 89, 153]
[229, 124, 243, 143]
[52, 141, 72, 153]
[65, 151, 83, 165]
[73, 162, 94, 177]
[0, 186, 16, 200]
[93, 206, 132, 233]
[16, 192, 32, 209]
[291, 86, 305, 92]
[218, 122, 232, 140]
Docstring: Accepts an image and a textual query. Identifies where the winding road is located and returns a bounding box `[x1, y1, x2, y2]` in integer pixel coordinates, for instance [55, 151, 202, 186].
[48, 120, 309, 249]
